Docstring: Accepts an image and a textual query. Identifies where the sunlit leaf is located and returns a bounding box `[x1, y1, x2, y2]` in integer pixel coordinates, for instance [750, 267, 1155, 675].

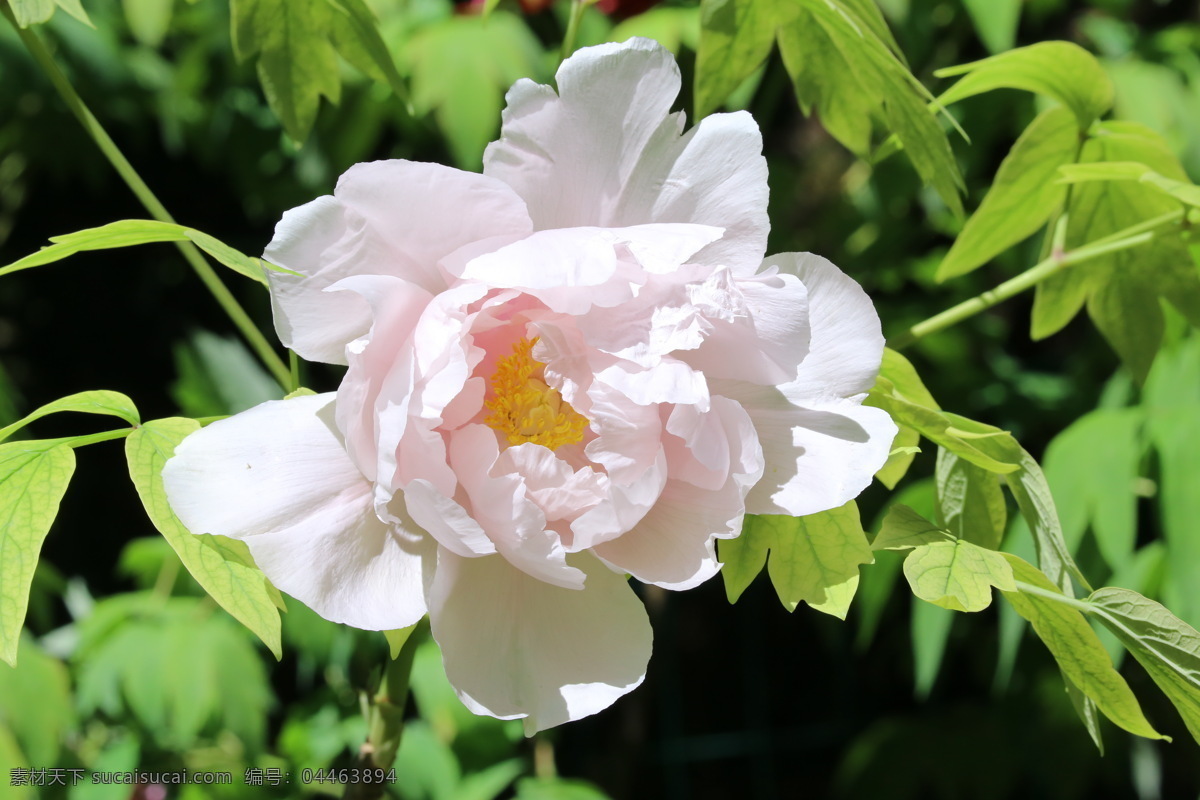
[0, 220, 296, 285]
[122, 0, 174, 47]
[1088, 587, 1200, 745]
[1032, 122, 1200, 383]
[935, 448, 1006, 550]
[695, 0, 796, 119]
[9, 0, 92, 27]
[962, 0, 1020, 54]
[936, 41, 1114, 131]
[872, 503, 953, 551]
[1058, 160, 1200, 207]
[904, 539, 1014, 612]
[937, 106, 1078, 281]
[1043, 409, 1141, 569]
[722, 502, 872, 619]
[1002, 556, 1166, 741]
[0, 390, 139, 444]
[0, 441, 75, 666]
[125, 419, 284, 658]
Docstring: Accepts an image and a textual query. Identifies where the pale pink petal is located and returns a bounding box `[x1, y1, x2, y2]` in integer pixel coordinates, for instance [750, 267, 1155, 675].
[264, 196, 377, 364]
[162, 394, 431, 630]
[429, 550, 651, 734]
[570, 450, 668, 551]
[403, 479, 497, 557]
[769, 252, 885, 399]
[484, 38, 768, 273]
[450, 426, 584, 589]
[717, 382, 897, 517]
[494, 444, 607, 523]
[265, 163, 531, 364]
[334, 160, 533, 295]
[595, 397, 763, 590]
[683, 270, 811, 385]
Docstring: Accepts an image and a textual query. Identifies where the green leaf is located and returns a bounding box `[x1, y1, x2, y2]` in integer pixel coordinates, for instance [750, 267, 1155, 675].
[384, 624, 418, 660]
[912, 600, 955, 699]
[937, 106, 1079, 281]
[904, 539, 1014, 612]
[9, 0, 92, 27]
[961, 0, 1020, 54]
[722, 502, 872, 619]
[231, 0, 339, 141]
[0, 220, 297, 285]
[873, 504, 953, 551]
[0, 390, 139, 444]
[870, 349, 935, 488]
[1148, 406, 1200, 627]
[0, 441, 75, 666]
[407, 14, 544, 170]
[325, 0, 409, 102]
[170, 331, 282, 418]
[1043, 409, 1141, 569]
[125, 419, 283, 658]
[1088, 587, 1200, 745]
[1032, 122, 1200, 383]
[946, 415, 1088, 595]
[515, 777, 613, 800]
[1058, 160, 1200, 207]
[1002, 555, 1167, 741]
[800, 2, 964, 215]
[695, 0, 794, 118]
[936, 41, 1114, 131]
[0, 635, 74, 765]
[935, 448, 1006, 550]
[122, 0, 174, 47]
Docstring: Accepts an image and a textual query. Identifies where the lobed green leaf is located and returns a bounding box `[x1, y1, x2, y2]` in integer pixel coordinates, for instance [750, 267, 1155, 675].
[0, 441, 76, 666]
[125, 419, 284, 658]
[721, 502, 872, 619]
[904, 539, 1014, 613]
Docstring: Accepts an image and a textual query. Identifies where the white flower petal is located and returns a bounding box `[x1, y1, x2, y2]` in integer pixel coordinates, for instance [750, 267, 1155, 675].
[429, 550, 651, 734]
[595, 398, 762, 590]
[720, 383, 897, 517]
[484, 38, 768, 273]
[769, 252, 885, 399]
[264, 162, 532, 364]
[162, 394, 432, 630]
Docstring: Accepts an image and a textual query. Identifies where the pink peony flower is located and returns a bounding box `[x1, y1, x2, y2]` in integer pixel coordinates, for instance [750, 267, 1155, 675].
[162, 38, 896, 733]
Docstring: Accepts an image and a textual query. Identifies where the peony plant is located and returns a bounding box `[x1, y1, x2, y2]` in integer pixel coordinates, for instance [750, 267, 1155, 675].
[162, 39, 896, 733]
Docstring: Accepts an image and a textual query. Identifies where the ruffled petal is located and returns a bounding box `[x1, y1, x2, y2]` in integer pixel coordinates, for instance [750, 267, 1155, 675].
[484, 38, 768, 273]
[719, 383, 897, 517]
[162, 394, 432, 630]
[429, 550, 651, 734]
[768, 252, 885, 399]
[595, 398, 762, 590]
[265, 162, 531, 363]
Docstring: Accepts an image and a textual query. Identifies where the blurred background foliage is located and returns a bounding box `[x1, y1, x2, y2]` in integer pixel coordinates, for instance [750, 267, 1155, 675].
[2, 0, 1200, 797]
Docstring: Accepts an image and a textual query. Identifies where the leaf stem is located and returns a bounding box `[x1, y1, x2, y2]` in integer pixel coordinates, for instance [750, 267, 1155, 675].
[890, 209, 1185, 349]
[2, 6, 292, 389]
[1011, 580, 1095, 615]
[560, 0, 589, 64]
[344, 621, 427, 800]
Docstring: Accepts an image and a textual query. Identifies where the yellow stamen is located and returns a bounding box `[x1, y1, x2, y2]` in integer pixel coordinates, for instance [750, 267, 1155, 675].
[485, 337, 587, 449]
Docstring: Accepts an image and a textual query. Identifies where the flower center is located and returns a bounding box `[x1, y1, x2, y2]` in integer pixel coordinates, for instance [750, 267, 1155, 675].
[485, 337, 587, 450]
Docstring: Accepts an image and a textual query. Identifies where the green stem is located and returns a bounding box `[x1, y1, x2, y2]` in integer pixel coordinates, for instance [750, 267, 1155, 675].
[46, 428, 136, 449]
[890, 209, 1185, 350]
[1011, 580, 1094, 615]
[560, 0, 588, 64]
[3, 5, 292, 389]
[289, 350, 301, 394]
[344, 622, 427, 800]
